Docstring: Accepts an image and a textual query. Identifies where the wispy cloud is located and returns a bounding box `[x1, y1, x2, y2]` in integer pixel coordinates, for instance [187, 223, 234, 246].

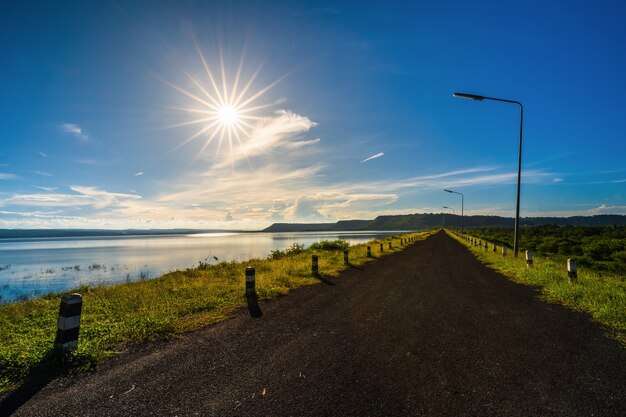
[34, 171, 53, 177]
[0, 173, 17, 180]
[34, 186, 58, 192]
[60, 123, 89, 141]
[135, 172, 144, 176]
[361, 152, 384, 163]
[38, 151, 48, 158]
[212, 110, 318, 169]
[2, 186, 141, 209]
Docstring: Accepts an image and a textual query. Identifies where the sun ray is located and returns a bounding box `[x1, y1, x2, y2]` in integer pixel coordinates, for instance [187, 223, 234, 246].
[181, 69, 222, 110]
[174, 119, 221, 150]
[194, 40, 226, 106]
[219, 47, 229, 104]
[236, 72, 290, 110]
[166, 41, 289, 162]
[232, 62, 265, 108]
[230, 43, 247, 104]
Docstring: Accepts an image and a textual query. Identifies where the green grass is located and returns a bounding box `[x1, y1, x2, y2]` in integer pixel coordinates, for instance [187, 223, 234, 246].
[0, 231, 433, 394]
[447, 230, 626, 346]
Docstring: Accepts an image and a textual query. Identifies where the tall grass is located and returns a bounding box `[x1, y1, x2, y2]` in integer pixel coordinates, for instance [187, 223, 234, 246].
[0, 231, 432, 394]
[448, 230, 626, 345]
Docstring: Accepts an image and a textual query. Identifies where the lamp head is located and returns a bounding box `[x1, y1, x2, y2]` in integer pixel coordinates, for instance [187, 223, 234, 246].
[453, 92, 485, 101]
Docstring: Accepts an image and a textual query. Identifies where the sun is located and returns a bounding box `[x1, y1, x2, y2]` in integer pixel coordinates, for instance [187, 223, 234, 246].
[217, 105, 239, 126]
[164, 41, 287, 161]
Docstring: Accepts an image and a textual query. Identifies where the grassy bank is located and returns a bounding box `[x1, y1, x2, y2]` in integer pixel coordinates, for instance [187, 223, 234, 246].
[447, 230, 626, 345]
[0, 231, 432, 394]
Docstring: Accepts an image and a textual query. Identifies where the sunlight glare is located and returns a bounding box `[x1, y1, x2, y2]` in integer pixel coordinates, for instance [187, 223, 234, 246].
[165, 42, 288, 163]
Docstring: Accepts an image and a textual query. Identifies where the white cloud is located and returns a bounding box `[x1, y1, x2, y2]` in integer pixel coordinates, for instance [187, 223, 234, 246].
[552, 178, 564, 183]
[38, 151, 48, 158]
[135, 172, 144, 176]
[361, 152, 384, 163]
[61, 123, 89, 141]
[2, 186, 141, 210]
[212, 109, 318, 169]
[34, 186, 58, 192]
[34, 171, 53, 177]
[0, 173, 17, 180]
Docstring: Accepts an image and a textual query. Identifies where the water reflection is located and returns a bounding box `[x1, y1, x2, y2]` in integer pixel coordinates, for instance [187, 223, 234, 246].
[0, 231, 404, 303]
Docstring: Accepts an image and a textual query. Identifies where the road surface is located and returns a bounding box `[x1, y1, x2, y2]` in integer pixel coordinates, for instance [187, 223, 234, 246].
[4, 231, 625, 416]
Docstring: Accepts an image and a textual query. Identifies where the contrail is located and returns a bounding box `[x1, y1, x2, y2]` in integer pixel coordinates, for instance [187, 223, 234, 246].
[361, 152, 384, 163]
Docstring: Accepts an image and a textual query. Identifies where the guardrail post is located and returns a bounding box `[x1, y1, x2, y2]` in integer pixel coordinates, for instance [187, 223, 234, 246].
[525, 250, 533, 267]
[312, 255, 319, 275]
[245, 267, 255, 296]
[567, 259, 577, 282]
[55, 293, 82, 354]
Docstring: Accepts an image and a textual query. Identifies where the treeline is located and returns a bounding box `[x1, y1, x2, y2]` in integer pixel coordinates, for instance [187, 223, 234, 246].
[467, 225, 626, 274]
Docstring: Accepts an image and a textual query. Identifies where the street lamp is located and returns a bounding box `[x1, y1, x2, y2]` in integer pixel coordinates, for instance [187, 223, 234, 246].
[453, 91, 523, 257]
[442, 206, 454, 228]
[443, 189, 463, 234]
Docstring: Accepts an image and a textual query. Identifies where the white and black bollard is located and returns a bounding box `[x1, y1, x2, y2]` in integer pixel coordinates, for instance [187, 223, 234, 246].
[389, 242, 392, 250]
[526, 250, 533, 267]
[312, 255, 319, 275]
[493, 243, 497, 253]
[502, 246, 507, 256]
[343, 250, 349, 265]
[567, 259, 577, 281]
[484, 242, 488, 251]
[55, 293, 82, 354]
[367, 246, 372, 257]
[245, 267, 255, 296]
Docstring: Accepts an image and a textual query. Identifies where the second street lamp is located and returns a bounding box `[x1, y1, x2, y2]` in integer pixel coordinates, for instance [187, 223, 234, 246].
[443, 189, 463, 234]
[453, 91, 524, 257]
[442, 206, 454, 228]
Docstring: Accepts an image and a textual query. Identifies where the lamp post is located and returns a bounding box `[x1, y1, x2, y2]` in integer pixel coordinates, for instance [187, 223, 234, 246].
[442, 206, 454, 228]
[453, 92, 523, 257]
[443, 189, 463, 234]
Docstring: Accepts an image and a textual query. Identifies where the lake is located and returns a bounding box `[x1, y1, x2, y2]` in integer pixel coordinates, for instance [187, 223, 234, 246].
[0, 231, 405, 303]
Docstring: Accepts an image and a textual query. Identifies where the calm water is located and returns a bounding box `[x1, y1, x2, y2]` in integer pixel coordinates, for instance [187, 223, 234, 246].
[0, 231, 404, 303]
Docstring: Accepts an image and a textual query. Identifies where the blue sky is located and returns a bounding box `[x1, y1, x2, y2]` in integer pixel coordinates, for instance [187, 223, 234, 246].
[1, 0, 625, 229]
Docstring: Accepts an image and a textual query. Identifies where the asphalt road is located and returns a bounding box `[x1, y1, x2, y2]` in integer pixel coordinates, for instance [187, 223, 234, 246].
[5, 231, 626, 416]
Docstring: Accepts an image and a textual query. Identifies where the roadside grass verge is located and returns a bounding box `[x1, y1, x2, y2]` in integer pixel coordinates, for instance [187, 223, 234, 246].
[0, 231, 433, 394]
[447, 230, 626, 346]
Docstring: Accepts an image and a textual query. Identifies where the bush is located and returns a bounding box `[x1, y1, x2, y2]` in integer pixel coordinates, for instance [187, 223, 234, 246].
[308, 240, 350, 251]
[269, 243, 306, 260]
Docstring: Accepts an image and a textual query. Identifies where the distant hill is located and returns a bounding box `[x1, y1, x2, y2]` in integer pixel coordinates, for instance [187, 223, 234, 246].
[263, 214, 626, 232]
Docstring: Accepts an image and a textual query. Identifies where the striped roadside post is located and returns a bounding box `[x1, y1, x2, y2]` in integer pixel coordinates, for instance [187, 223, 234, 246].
[567, 259, 577, 281]
[55, 293, 82, 354]
[367, 246, 371, 257]
[343, 250, 349, 265]
[312, 255, 319, 275]
[245, 267, 255, 296]
[388, 242, 392, 250]
[526, 251, 533, 266]
[380, 243, 383, 252]
[502, 246, 507, 256]
[492, 243, 497, 253]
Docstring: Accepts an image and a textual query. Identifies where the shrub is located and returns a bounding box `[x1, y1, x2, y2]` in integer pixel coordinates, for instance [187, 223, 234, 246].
[308, 240, 350, 251]
[269, 243, 306, 260]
